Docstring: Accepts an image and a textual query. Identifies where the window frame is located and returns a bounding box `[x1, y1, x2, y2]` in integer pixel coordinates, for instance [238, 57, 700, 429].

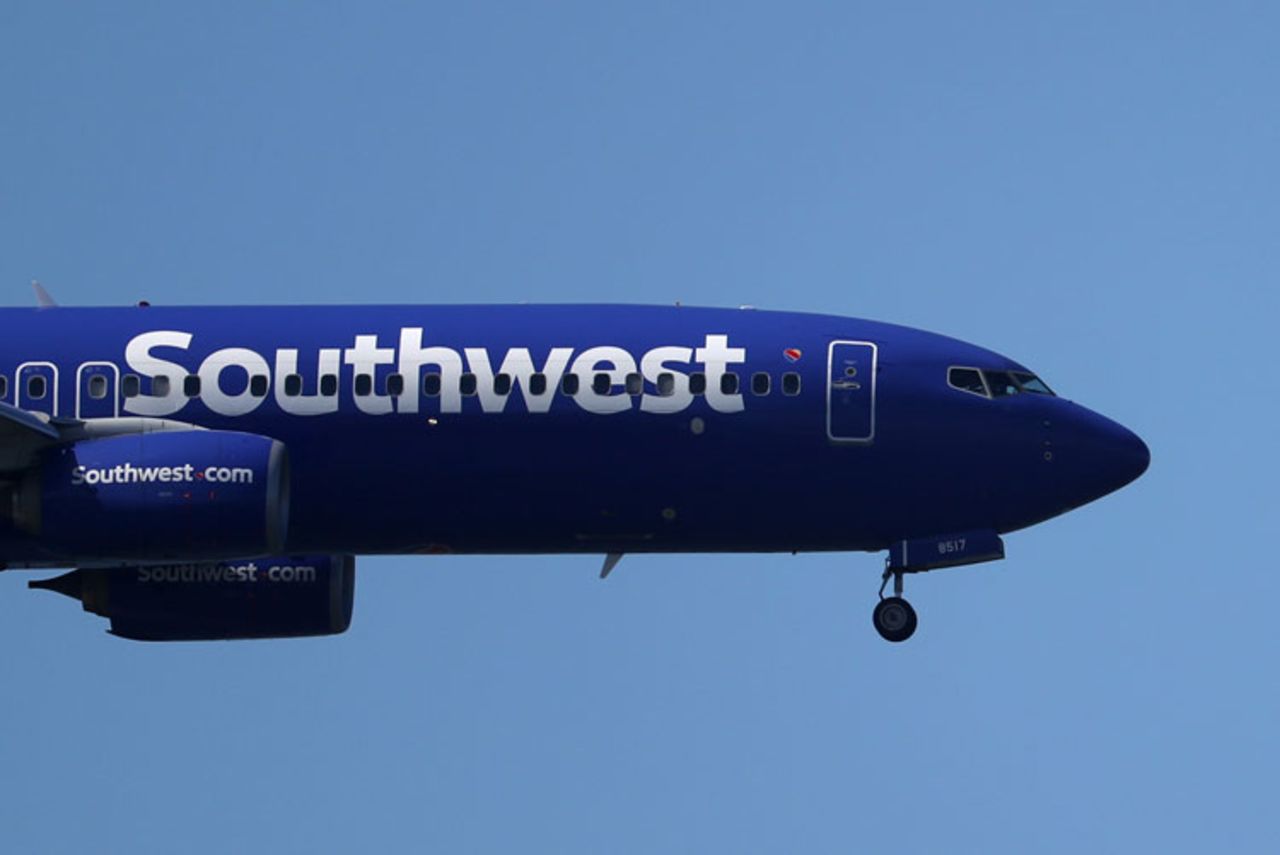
[947, 365, 991, 399]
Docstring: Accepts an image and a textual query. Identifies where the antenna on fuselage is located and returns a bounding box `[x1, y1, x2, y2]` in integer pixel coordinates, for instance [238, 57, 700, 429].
[31, 280, 57, 309]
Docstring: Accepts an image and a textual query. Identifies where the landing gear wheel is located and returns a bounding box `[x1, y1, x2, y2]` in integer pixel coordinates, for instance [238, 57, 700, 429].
[873, 596, 917, 643]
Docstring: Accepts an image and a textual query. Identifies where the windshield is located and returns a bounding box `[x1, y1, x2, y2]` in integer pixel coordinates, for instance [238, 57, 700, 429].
[982, 370, 1055, 398]
[1012, 372, 1054, 395]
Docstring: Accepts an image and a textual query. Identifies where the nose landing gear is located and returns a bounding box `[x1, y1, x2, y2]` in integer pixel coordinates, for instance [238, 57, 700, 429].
[874, 569, 917, 643]
[873, 530, 1007, 643]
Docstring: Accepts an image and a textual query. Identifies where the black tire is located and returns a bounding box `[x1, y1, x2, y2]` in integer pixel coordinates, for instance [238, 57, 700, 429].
[872, 597, 917, 643]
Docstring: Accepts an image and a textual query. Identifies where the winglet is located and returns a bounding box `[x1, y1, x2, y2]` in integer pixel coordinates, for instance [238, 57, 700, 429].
[600, 553, 623, 579]
[31, 280, 57, 309]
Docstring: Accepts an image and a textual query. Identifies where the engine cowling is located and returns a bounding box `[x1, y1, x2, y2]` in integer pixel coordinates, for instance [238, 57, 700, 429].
[29, 554, 355, 641]
[19, 430, 289, 561]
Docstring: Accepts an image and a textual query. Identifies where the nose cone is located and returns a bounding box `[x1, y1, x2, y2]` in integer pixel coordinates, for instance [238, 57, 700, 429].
[1060, 406, 1150, 505]
[1093, 420, 1150, 494]
[1113, 424, 1151, 488]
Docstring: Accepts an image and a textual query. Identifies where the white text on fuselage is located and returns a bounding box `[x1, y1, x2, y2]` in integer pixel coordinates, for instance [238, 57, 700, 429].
[122, 329, 747, 418]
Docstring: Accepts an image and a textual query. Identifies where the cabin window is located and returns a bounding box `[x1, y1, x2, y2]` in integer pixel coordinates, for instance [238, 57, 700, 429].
[751, 372, 770, 396]
[354, 374, 373, 397]
[0, 376, 8, 399]
[493, 373, 512, 395]
[320, 374, 338, 397]
[249, 375, 269, 397]
[87, 375, 108, 400]
[459, 373, 477, 396]
[782, 372, 801, 396]
[26, 375, 46, 400]
[656, 372, 675, 396]
[386, 374, 405, 396]
[184, 375, 202, 397]
[688, 372, 707, 396]
[423, 373, 441, 396]
[592, 373, 611, 395]
[122, 375, 140, 398]
[152, 376, 171, 397]
[948, 367, 988, 398]
[283, 374, 302, 397]
[529, 373, 548, 396]
[624, 373, 643, 396]
[561, 374, 580, 396]
[720, 372, 740, 395]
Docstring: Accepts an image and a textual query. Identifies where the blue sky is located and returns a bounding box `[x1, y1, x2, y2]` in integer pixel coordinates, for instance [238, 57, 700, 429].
[0, 3, 1275, 852]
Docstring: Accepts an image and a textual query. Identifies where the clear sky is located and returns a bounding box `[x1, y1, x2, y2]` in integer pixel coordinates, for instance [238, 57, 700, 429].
[0, 3, 1274, 852]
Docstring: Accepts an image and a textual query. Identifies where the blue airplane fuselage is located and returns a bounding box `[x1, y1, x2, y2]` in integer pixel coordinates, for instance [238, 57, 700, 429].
[0, 304, 1148, 565]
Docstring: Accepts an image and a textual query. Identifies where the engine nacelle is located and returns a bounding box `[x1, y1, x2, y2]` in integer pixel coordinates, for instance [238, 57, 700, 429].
[29, 554, 355, 641]
[20, 430, 289, 561]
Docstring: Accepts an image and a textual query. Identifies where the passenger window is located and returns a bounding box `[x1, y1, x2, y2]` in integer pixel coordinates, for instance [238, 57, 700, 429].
[320, 374, 338, 396]
[423, 373, 441, 396]
[948, 367, 988, 398]
[751, 372, 770, 396]
[592, 373, 611, 395]
[249, 375, 268, 397]
[720, 372, 740, 395]
[688, 372, 707, 396]
[459, 373, 477, 396]
[781, 372, 801, 396]
[184, 375, 202, 397]
[386, 374, 405, 396]
[354, 374, 373, 397]
[122, 375, 140, 398]
[283, 374, 302, 397]
[529, 373, 547, 395]
[493, 373, 512, 395]
[88, 375, 108, 400]
[625, 373, 643, 396]
[152, 376, 171, 397]
[561, 374, 580, 396]
[27, 376, 46, 400]
[656, 372, 675, 396]
[0, 376, 7, 399]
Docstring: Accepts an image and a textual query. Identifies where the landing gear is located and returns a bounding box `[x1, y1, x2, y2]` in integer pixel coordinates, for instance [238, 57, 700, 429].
[874, 569, 917, 643]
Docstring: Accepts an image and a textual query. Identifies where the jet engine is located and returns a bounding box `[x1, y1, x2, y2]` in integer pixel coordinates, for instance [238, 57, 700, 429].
[13, 430, 289, 561]
[29, 554, 355, 641]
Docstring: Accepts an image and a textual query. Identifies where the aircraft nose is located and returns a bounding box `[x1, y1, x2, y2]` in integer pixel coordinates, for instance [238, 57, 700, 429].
[1059, 406, 1150, 503]
[1100, 420, 1150, 490]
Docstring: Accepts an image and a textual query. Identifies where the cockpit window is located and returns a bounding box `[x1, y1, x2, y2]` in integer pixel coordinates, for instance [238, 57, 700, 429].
[948, 367, 988, 397]
[985, 371, 1020, 397]
[984, 370, 1055, 397]
[1012, 372, 1054, 395]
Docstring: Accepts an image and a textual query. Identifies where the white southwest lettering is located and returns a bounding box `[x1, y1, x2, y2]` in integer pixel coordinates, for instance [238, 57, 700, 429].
[123, 330, 192, 416]
[71, 463, 255, 486]
[464, 346, 573, 414]
[122, 329, 746, 418]
[274, 348, 341, 416]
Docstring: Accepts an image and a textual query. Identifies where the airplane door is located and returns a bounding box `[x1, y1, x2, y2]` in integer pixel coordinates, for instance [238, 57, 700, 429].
[826, 341, 876, 443]
[16, 362, 58, 417]
[76, 362, 119, 418]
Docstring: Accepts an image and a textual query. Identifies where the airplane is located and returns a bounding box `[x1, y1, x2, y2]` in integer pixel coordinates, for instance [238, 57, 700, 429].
[2, 291, 1148, 643]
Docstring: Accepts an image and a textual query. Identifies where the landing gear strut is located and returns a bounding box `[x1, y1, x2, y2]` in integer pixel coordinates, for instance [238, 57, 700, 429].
[874, 569, 917, 643]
